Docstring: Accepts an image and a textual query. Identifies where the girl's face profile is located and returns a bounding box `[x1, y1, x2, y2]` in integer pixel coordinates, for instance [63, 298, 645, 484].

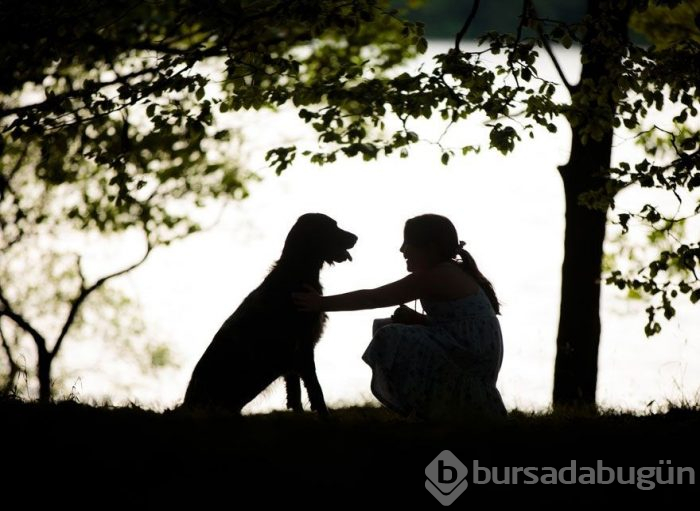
[400, 239, 435, 273]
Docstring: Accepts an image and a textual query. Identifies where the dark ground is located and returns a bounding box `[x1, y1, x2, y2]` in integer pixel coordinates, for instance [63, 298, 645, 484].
[1, 399, 698, 505]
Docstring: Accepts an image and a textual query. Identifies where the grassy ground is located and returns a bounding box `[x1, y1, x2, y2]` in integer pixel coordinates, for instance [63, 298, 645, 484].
[1, 398, 698, 504]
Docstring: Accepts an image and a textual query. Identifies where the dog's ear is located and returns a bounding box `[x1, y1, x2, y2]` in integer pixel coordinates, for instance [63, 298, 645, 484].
[280, 215, 323, 260]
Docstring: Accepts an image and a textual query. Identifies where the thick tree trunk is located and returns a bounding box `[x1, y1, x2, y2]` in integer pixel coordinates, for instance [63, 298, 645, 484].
[553, 136, 610, 408]
[552, 0, 629, 409]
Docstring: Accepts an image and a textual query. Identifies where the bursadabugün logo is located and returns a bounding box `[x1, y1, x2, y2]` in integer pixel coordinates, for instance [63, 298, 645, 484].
[425, 450, 696, 505]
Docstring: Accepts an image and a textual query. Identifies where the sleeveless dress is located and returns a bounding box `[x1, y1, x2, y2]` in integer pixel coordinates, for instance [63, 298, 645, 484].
[362, 286, 507, 420]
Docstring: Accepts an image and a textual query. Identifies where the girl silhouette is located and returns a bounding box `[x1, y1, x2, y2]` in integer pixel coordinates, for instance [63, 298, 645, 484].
[293, 214, 506, 420]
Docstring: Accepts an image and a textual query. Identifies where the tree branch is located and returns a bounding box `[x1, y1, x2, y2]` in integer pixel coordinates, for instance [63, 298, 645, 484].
[0, 142, 31, 250]
[539, 33, 575, 92]
[75, 254, 88, 293]
[50, 238, 153, 357]
[507, 0, 531, 90]
[529, 0, 576, 93]
[104, 37, 226, 59]
[0, 318, 20, 393]
[0, 67, 158, 121]
[0, 287, 47, 353]
[0, 141, 29, 203]
[36, 62, 197, 134]
[455, 0, 481, 52]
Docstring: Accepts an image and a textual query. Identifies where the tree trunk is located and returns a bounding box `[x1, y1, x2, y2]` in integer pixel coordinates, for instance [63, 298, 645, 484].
[38, 348, 52, 403]
[552, 0, 630, 409]
[553, 136, 610, 408]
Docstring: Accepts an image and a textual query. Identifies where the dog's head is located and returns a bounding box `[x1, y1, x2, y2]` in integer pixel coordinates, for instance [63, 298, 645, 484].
[282, 213, 358, 265]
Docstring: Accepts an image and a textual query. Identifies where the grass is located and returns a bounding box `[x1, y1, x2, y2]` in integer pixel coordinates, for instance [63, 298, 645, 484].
[1, 398, 698, 503]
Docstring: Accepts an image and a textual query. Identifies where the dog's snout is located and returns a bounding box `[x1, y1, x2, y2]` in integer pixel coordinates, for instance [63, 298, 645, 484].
[343, 230, 358, 248]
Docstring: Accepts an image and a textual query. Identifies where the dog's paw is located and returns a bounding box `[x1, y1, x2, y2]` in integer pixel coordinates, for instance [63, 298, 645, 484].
[286, 402, 304, 413]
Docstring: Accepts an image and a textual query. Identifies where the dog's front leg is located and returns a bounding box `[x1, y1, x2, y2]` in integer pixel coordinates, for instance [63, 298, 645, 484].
[285, 374, 303, 412]
[300, 352, 329, 416]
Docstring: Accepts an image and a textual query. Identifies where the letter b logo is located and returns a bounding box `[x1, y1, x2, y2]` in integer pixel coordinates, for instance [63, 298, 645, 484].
[438, 459, 458, 484]
[425, 450, 469, 505]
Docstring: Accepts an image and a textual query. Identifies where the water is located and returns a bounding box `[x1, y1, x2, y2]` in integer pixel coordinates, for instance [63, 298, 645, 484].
[52, 41, 700, 413]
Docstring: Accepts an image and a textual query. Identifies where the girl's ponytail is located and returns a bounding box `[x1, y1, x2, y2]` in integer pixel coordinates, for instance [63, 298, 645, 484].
[455, 241, 500, 315]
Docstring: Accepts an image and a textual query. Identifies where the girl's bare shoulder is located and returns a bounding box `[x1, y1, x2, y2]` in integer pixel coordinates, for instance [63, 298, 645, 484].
[424, 261, 479, 296]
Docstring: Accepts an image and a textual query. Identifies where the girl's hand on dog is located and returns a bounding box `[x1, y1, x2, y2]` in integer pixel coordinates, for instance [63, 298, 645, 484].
[292, 284, 322, 311]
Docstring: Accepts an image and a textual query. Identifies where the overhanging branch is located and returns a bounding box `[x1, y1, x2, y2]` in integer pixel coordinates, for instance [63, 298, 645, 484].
[0, 67, 157, 121]
[528, 0, 576, 93]
[455, 0, 481, 52]
[539, 32, 576, 92]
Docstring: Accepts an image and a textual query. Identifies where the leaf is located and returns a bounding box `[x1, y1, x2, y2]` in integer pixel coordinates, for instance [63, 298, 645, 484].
[688, 174, 700, 190]
[691, 289, 700, 304]
[618, 213, 630, 233]
[561, 34, 572, 49]
[627, 288, 642, 300]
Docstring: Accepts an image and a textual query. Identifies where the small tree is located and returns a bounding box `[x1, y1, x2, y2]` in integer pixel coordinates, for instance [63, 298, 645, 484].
[0, 251, 175, 399]
[0, 116, 247, 401]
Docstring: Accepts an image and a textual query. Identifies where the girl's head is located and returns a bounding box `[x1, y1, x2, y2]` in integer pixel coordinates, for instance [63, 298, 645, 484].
[401, 214, 459, 271]
[400, 214, 501, 314]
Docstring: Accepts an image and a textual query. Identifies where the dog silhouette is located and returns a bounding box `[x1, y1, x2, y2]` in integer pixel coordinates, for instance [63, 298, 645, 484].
[182, 213, 357, 414]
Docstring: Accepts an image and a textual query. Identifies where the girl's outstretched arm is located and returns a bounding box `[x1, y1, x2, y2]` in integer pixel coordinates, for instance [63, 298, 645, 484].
[293, 273, 424, 312]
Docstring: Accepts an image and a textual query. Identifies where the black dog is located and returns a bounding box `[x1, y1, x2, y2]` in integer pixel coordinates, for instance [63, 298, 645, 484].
[182, 213, 357, 415]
